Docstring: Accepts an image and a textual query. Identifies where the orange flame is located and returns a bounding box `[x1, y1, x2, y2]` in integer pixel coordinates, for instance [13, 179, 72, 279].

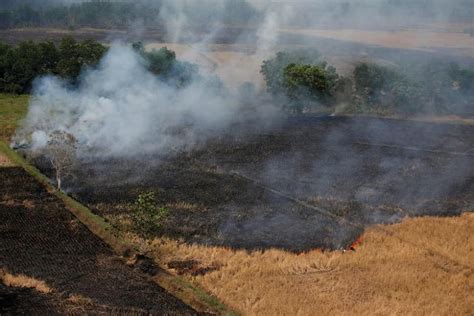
[349, 236, 363, 251]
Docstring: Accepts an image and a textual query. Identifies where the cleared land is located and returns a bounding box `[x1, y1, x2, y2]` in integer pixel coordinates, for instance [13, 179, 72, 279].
[1, 22, 473, 313]
[0, 166, 198, 314]
[65, 117, 474, 251]
[48, 116, 472, 314]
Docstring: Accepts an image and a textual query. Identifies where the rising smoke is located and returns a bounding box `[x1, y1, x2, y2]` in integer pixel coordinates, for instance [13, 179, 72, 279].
[12, 0, 473, 154]
[13, 44, 245, 157]
[9, 0, 473, 251]
[12, 0, 287, 156]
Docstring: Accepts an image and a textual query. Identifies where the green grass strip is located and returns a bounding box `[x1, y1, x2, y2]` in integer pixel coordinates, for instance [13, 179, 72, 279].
[0, 141, 236, 315]
[174, 276, 238, 316]
[0, 141, 133, 255]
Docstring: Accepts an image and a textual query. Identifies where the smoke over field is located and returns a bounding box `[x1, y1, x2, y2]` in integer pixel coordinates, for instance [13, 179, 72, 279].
[10, 0, 474, 251]
[14, 45, 248, 157]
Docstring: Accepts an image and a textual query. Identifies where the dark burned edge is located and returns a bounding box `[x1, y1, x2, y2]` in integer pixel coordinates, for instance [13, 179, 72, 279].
[0, 141, 236, 316]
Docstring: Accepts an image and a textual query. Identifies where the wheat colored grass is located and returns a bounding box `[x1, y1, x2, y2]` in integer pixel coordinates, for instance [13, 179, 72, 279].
[1, 270, 52, 294]
[151, 212, 474, 315]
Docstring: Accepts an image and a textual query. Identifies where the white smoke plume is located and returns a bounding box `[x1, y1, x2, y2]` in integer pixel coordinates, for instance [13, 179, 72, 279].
[11, 0, 473, 157]
[14, 45, 240, 157]
[255, 4, 294, 58]
[12, 0, 285, 157]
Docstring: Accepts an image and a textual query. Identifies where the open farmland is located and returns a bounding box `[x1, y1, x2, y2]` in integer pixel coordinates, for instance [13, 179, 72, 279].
[33, 116, 473, 252]
[1, 1, 473, 313]
[281, 26, 474, 58]
[27, 115, 473, 314]
[152, 208, 474, 314]
[0, 163, 198, 314]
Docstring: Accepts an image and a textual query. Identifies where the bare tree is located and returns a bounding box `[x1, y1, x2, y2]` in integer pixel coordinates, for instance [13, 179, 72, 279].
[46, 130, 77, 191]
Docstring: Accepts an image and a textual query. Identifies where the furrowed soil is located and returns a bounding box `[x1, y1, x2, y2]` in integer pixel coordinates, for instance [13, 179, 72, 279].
[47, 116, 474, 252]
[34, 115, 473, 315]
[0, 167, 198, 315]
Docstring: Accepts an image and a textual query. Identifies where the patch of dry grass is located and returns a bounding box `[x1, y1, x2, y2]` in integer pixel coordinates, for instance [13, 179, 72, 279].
[67, 294, 94, 305]
[150, 212, 474, 315]
[165, 201, 204, 212]
[0, 152, 14, 167]
[1, 269, 52, 294]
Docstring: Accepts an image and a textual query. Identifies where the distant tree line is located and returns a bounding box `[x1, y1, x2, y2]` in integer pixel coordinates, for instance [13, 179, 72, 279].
[0, 38, 200, 94]
[261, 50, 474, 116]
[0, 0, 260, 30]
[0, 37, 107, 93]
[280, 0, 473, 28]
[0, 2, 159, 30]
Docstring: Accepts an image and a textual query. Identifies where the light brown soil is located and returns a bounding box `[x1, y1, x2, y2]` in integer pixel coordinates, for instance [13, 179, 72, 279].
[146, 43, 265, 90]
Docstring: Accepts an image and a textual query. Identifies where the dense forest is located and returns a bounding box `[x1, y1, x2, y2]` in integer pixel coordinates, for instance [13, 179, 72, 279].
[1, 0, 472, 31]
[0, 38, 199, 94]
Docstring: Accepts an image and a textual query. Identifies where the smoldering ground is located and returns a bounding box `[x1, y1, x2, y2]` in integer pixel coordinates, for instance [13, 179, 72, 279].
[10, 0, 474, 251]
[36, 116, 472, 252]
[195, 116, 474, 250]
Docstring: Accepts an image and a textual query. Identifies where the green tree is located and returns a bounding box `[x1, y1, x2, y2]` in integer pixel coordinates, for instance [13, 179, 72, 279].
[353, 62, 422, 115]
[0, 41, 46, 93]
[261, 50, 322, 96]
[144, 47, 177, 76]
[0, 38, 106, 93]
[56, 37, 107, 81]
[138, 46, 199, 88]
[282, 63, 340, 112]
[37, 41, 60, 73]
[131, 192, 169, 239]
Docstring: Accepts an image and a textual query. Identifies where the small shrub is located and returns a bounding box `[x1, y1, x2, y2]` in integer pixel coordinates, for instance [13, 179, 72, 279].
[131, 192, 169, 239]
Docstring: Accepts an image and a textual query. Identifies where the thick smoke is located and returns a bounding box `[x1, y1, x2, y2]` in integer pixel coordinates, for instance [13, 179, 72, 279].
[12, 0, 279, 156]
[14, 45, 241, 157]
[9, 0, 473, 251]
[12, 0, 473, 154]
[12, 0, 473, 155]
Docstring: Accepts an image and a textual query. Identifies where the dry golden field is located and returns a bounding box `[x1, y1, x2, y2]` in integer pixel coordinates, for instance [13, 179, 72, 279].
[146, 43, 266, 90]
[148, 212, 474, 315]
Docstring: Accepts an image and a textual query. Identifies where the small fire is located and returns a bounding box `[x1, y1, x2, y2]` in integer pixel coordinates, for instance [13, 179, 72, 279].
[349, 236, 363, 251]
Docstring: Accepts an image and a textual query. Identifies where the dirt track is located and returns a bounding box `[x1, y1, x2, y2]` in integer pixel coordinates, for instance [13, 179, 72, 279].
[0, 167, 197, 315]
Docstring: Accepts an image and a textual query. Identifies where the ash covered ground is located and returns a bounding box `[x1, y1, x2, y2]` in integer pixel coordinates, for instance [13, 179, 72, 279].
[34, 116, 473, 252]
[0, 167, 198, 314]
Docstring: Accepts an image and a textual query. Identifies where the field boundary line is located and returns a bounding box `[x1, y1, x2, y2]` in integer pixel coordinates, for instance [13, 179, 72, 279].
[215, 165, 474, 271]
[0, 141, 237, 316]
[0, 142, 132, 256]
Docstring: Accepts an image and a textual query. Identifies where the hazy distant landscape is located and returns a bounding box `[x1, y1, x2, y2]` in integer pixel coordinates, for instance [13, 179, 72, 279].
[0, 0, 473, 315]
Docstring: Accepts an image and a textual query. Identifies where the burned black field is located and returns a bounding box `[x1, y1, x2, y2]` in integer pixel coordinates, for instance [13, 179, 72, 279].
[0, 168, 198, 314]
[48, 116, 474, 252]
